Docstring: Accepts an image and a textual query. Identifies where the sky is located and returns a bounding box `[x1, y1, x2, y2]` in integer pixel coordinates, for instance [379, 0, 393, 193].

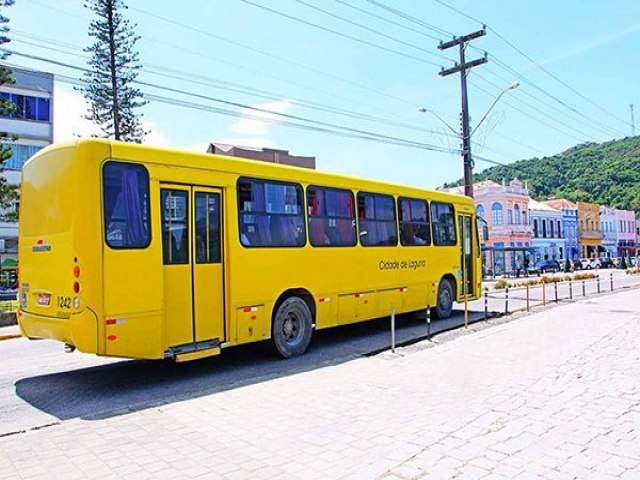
[5, 0, 640, 189]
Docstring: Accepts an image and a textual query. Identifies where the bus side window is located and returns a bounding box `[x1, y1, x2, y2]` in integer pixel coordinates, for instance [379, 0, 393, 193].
[398, 197, 431, 246]
[357, 192, 397, 246]
[431, 202, 457, 246]
[307, 186, 356, 247]
[237, 178, 305, 248]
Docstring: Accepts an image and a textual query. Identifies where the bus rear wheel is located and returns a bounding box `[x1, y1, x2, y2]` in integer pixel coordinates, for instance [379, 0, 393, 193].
[433, 279, 454, 319]
[272, 297, 313, 359]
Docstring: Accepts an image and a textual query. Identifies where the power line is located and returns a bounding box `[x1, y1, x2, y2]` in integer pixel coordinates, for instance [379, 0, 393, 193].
[3, 52, 478, 157]
[481, 63, 623, 138]
[486, 55, 625, 137]
[8, 32, 483, 148]
[238, 0, 444, 68]
[11, 30, 528, 160]
[292, 0, 452, 62]
[469, 75, 586, 143]
[364, 0, 454, 38]
[432, 0, 629, 128]
[332, 0, 443, 42]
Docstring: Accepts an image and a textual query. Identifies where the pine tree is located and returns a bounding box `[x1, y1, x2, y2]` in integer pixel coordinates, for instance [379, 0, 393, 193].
[0, 0, 19, 222]
[81, 0, 147, 142]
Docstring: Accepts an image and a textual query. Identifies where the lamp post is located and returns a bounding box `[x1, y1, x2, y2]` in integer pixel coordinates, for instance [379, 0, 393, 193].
[419, 81, 519, 198]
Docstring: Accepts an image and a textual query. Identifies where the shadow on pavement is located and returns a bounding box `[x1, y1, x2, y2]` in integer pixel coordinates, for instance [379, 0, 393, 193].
[15, 308, 488, 423]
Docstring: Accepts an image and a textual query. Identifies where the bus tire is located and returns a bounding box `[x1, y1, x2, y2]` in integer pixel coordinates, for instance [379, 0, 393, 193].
[433, 279, 454, 319]
[272, 296, 313, 359]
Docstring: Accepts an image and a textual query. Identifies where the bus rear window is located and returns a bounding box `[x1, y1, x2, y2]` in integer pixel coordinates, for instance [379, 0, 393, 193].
[103, 161, 151, 249]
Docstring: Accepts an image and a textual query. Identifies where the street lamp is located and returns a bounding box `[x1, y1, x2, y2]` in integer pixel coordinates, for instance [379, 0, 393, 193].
[471, 81, 519, 137]
[418, 81, 519, 197]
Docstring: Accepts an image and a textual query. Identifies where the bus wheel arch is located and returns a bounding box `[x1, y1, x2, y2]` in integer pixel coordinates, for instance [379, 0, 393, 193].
[271, 289, 315, 358]
[433, 275, 456, 319]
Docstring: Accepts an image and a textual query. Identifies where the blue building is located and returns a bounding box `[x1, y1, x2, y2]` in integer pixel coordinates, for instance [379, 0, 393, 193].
[0, 67, 54, 261]
[543, 199, 580, 260]
[529, 199, 566, 260]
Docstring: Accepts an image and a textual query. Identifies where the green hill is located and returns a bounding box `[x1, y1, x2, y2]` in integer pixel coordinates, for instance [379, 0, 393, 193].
[444, 136, 640, 212]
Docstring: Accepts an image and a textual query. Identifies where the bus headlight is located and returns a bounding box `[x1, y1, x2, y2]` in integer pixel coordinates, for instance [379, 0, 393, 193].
[73, 297, 80, 309]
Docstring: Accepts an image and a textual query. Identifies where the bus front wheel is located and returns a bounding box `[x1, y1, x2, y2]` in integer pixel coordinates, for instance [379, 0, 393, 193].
[272, 297, 313, 359]
[433, 279, 454, 319]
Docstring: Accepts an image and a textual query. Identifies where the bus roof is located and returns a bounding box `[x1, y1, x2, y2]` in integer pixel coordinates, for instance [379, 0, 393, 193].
[31, 138, 475, 208]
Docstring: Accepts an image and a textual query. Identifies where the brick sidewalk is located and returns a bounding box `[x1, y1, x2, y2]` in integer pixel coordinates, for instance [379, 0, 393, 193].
[1, 290, 639, 479]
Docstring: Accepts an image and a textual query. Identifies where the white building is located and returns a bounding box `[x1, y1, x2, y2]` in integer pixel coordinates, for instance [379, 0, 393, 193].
[0, 67, 53, 263]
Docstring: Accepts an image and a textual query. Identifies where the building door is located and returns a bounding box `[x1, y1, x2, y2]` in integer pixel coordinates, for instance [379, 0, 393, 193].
[161, 185, 225, 349]
[458, 215, 474, 296]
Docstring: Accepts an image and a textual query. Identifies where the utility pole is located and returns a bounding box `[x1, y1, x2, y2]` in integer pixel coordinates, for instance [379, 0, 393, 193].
[438, 28, 488, 198]
[631, 104, 636, 137]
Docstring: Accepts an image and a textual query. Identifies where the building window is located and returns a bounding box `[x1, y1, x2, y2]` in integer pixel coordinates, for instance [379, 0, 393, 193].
[491, 203, 503, 226]
[550, 220, 554, 238]
[0, 92, 50, 122]
[533, 218, 538, 238]
[542, 219, 547, 238]
[507, 209, 513, 225]
[557, 220, 561, 237]
[514, 204, 520, 225]
[357, 192, 397, 246]
[476, 204, 485, 220]
[1, 143, 43, 170]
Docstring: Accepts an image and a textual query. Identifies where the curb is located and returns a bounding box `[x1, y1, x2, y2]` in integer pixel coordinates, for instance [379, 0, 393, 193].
[0, 333, 21, 341]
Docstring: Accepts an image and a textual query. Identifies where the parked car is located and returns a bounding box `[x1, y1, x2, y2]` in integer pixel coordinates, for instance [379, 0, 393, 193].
[599, 257, 614, 269]
[571, 259, 584, 271]
[580, 258, 601, 269]
[528, 259, 561, 275]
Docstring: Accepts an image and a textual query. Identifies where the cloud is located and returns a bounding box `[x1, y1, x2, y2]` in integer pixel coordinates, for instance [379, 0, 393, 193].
[230, 100, 292, 135]
[53, 86, 100, 141]
[54, 85, 169, 145]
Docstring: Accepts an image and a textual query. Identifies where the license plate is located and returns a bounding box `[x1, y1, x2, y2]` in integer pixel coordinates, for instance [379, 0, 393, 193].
[37, 294, 51, 306]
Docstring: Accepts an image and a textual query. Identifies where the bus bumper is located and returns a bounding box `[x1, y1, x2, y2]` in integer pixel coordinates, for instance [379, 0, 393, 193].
[18, 309, 98, 354]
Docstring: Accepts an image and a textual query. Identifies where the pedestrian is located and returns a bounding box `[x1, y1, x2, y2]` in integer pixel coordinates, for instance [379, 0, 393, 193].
[523, 256, 529, 277]
[515, 257, 522, 278]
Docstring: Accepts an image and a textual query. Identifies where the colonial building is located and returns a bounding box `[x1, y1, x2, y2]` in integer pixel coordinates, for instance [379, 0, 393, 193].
[598, 207, 636, 258]
[0, 67, 54, 264]
[529, 199, 566, 260]
[599, 206, 618, 258]
[577, 202, 603, 258]
[450, 179, 532, 275]
[542, 198, 580, 260]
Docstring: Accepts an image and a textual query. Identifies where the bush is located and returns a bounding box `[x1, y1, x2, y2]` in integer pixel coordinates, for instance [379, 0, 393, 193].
[573, 272, 598, 280]
[493, 279, 512, 290]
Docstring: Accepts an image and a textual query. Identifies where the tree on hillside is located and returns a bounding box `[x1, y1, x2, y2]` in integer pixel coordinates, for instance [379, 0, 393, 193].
[80, 0, 147, 142]
[0, 0, 19, 222]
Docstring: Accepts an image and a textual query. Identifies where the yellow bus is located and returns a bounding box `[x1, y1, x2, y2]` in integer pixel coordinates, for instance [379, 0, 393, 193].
[18, 139, 481, 361]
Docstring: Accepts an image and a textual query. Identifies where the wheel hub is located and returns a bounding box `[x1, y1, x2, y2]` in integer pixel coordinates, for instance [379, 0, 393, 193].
[283, 312, 300, 342]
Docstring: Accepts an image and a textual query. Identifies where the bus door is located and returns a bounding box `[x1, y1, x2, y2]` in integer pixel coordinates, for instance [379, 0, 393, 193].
[458, 214, 474, 296]
[161, 185, 225, 349]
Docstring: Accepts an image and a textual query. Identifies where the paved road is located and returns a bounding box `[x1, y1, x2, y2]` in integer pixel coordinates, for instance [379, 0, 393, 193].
[1, 282, 639, 478]
[0, 306, 487, 438]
